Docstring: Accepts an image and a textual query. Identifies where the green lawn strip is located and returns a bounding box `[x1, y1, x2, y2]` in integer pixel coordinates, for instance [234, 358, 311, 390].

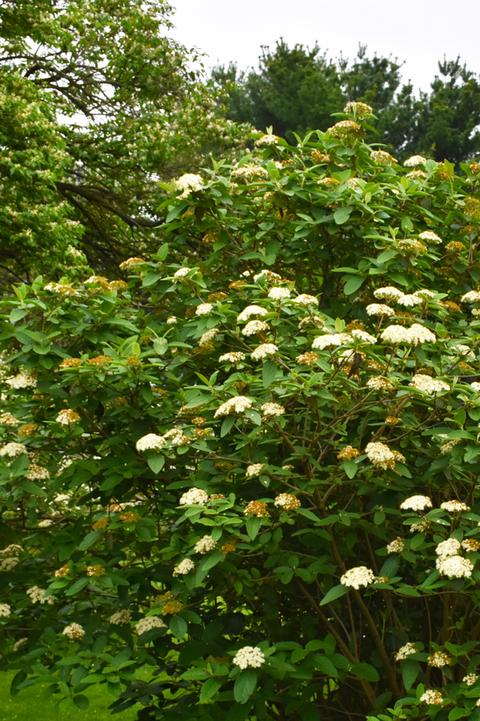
[0, 672, 140, 721]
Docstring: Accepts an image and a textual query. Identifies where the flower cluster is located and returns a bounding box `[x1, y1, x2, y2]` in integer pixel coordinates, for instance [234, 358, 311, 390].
[380, 323, 436, 345]
[179, 487, 209, 506]
[365, 441, 405, 470]
[109, 609, 131, 625]
[135, 616, 166, 635]
[427, 651, 451, 668]
[193, 535, 217, 554]
[400, 495, 432, 511]
[27, 586, 54, 605]
[246, 463, 265, 478]
[62, 623, 85, 640]
[56, 408, 81, 425]
[260, 402, 285, 418]
[251, 343, 278, 361]
[274, 493, 301, 511]
[174, 173, 203, 197]
[244, 500, 269, 518]
[395, 642, 418, 661]
[173, 558, 195, 576]
[410, 374, 450, 394]
[0, 442, 27, 458]
[340, 566, 375, 589]
[214, 396, 253, 417]
[232, 646, 266, 669]
[242, 320, 269, 336]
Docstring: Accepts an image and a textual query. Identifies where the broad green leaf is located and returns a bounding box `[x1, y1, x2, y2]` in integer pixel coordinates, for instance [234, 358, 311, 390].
[233, 670, 258, 704]
[320, 584, 348, 606]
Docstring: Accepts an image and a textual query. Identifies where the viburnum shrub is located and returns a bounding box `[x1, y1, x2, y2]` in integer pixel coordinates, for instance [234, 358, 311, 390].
[1, 104, 480, 720]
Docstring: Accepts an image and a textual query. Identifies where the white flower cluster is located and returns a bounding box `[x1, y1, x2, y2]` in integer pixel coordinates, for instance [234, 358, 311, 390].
[427, 651, 451, 668]
[26, 464, 50, 480]
[5, 371, 37, 389]
[199, 328, 219, 346]
[400, 495, 432, 511]
[56, 408, 81, 425]
[419, 689, 443, 705]
[463, 673, 478, 686]
[380, 323, 436, 345]
[386, 537, 405, 554]
[109, 609, 131, 625]
[261, 402, 285, 418]
[340, 566, 375, 589]
[27, 586, 54, 605]
[255, 133, 279, 146]
[274, 493, 301, 510]
[173, 266, 191, 278]
[214, 396, 253, 417]
[179, 487, 209, 506]
[237, 305, 268, 322]
[232, 646, 266, 669]
[435, 538, 461, 558]
[367, 377, 395, 392]
[461, 290, 480, 303]
[410, 374, 450, 394]
[395, 642, 418, 661]
[0, 442, 27, 458]
[193, 535, 217, 554]
[251, 343, 278, 361]
[246, 463, 265, 478]
[0, 603, 11, 617]
[312, 333, 350, 350]
[0, 556, 19, 571]
[366, 303, 395, 316]
[268, 287, 291, 300]
[365, 441, 404, 470]
[62, 623, 85, 640]
[174, 173, 203, 197]
[173, 558, 195, 576]
[404, 155, 427, 167]
[436, 554, 474, 579]
[253, 270, 281, 283]
[350, 329, 377, 344]
[136, 428, 188, 453]
[219, 352, 246, 363]
[195, 302, 214, 316]
[440, 500, 470, 512]
[419, 230, 442, 243]
[135, 616, 166, 635]
[242, 320, 269, 336]
[292, 294, 319, 306]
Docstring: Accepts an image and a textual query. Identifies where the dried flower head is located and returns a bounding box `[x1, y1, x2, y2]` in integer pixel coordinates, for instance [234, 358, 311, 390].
[244, 500, 269, 518]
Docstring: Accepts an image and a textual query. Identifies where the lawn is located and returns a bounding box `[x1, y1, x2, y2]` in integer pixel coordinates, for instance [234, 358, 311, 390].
[0, 672, 140, 721]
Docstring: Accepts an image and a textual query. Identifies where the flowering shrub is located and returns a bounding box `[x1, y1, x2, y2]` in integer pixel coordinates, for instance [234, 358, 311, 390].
[2, 108, 480, 720]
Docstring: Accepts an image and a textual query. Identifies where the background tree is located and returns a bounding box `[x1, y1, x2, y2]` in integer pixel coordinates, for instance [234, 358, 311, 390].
[0, 0, 251, 279]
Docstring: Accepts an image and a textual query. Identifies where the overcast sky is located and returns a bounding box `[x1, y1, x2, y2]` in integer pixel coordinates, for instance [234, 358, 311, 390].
[170, 0, 480, 90]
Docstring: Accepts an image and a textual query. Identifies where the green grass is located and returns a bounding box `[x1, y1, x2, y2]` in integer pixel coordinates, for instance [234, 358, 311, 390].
[0, 672, 140, 721]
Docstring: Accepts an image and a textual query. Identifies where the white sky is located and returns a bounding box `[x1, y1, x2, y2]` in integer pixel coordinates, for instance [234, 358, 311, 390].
[170, 0, 480, 91]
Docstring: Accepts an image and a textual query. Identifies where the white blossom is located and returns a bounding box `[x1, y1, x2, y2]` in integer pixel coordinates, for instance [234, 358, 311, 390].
[214, 396, 253, 417]
[435, 538, 461, 558]
[5, 372, 37, 389]
[219, 352, 246, 363]
[261, 402, 285, 418]
[193, 535, 217, 554]
[246, 463, 265, 478]
[199, 328, 219, 346]
[232, 646, 266, 669]
[242, 320, 269, 336]
[268, 286, 291, 300]
[365, 441, 404, 469]
[251, 343, 278, 361]
[135, 616, 166, 635]
[404, 155, 427, 167]
[418, 230, 441, 243]
[366, 303, 395, 317]
[0, 442, 27, 458]
[420, 689, 444, 705]
[350, 329, 377, 344]
[174, 173, 203, 197]
[435, 554, 473, 578]
[440, 500, 470, 513]
[373, 286, 404, 301]
[292, 294, 319, 306]
[179, 488, 209, 506]
[173, 558, 195, 576]
[136, 433, 165, 452]
[340, 566, 375, 589]
[173, 266, 191, 278]
[387, 537, 405, 554]
[237, 305, 268, 322]
[397, 293, 422, 307]
[395, 642, 418, 661]
[400, 495, 432, 511]
[62, 623, 85, 640]
[312, 333, 351, 350]
[410, 374, 450, 394]
[195, 303, 214, 316]
[109, 609, 131, 625]
[461, 290, 480, 303]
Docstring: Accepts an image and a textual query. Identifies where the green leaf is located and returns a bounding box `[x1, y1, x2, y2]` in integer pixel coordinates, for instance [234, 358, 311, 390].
[73, 694, 90, 710]
[402, 660, 420, 689]
[314, 655, 338, 677]
[220, 417, 235, 437]
[246, 516, 262, 541]
[65, 577, 89, 596]
[147, 455, 165, 474]
[320, 584, 348, 606]
[342, 460, 358, 478]
[10, 671, 27, 696]
[351, 662, 380, 682]
[262, 360, 279, 388]
[343, 275, 365, 295]
[195, 552, 224, 584]
[169, 615, 188, 639]
[334, 207, 352, 225]
[234, 670, 258, 704]
[153, 338, 168, 355]
[78, 530, 102, 551]
[199, 678, 222, 704]
[449, 707, 469, 720]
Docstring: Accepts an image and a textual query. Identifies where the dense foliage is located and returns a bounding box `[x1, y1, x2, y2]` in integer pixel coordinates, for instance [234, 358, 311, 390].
[2, 107, 480, 720]
[213, 42, 480, 164]
[0, 0, 250, 280]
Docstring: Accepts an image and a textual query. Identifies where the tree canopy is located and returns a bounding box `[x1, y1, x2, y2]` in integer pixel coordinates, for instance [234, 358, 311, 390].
[213, 41, 480, 164]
